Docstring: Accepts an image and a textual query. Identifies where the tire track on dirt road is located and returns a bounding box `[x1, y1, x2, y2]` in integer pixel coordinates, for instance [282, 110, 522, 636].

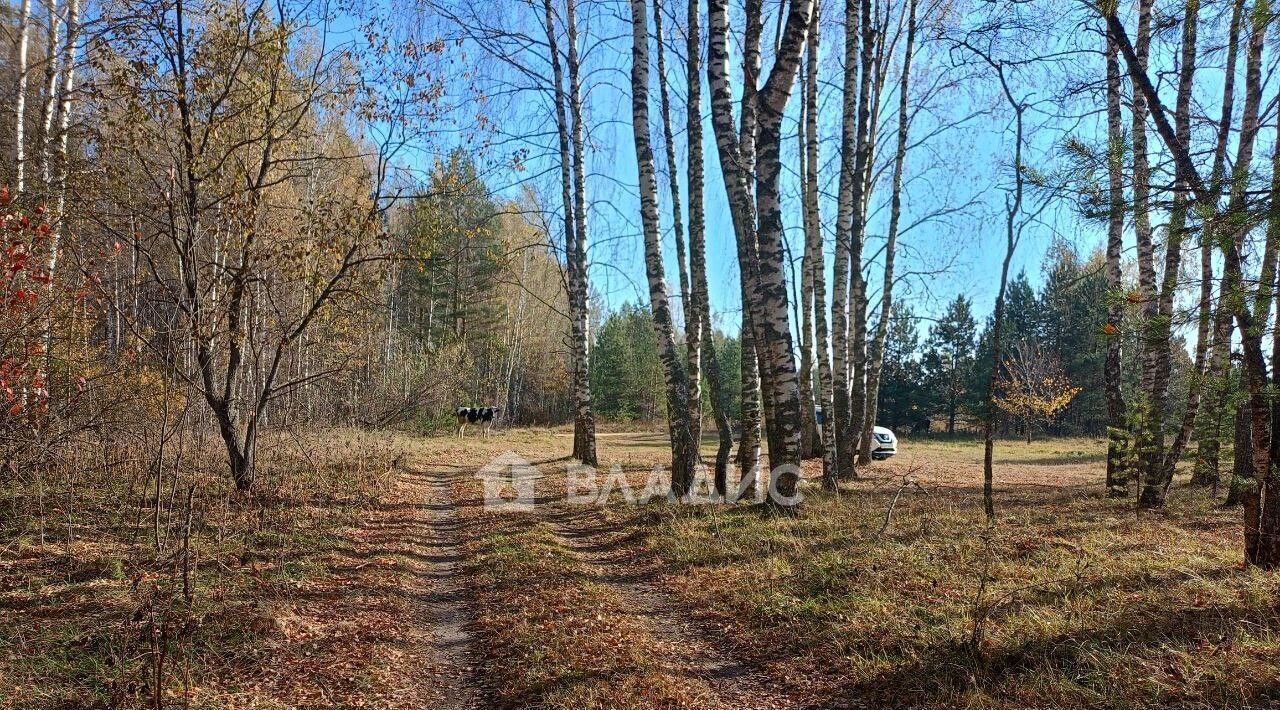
[545, 504, 797, 709]
[392, 460, 486, 709]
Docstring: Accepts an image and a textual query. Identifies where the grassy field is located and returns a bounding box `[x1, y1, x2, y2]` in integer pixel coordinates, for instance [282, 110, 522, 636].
[5, 427, 1276, 708]
[0, 430, 436, 708]
[440, 428, 1279, 709]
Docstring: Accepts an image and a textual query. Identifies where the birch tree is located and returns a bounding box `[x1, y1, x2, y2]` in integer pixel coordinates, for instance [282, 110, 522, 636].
[14, 0, 34, 194]
[37, 0, 62, 193]
[704, 0, 813, 500]
[1102, 21, 1129, 496]
[796, 68, 820, 459]
[630, 0, 698, 494]
[425, 0, 599, 461]
[685, 0, 735, 493]
[541, 0, 582, 461]
[724, 0, 766, 482]
[1191, 0, 1245, 488]
[653, 0, 700, 449]
[831, 0, 861, 482]
[566, 0, 599, 466]
[1143, 0, 1200, 497]
[706, 0, 762, 484]
[860, 0, 917, 466]
[1106, 4, 1280, 566]
[1128, 0, 1161, 504]
[41, 0, 79, 368]
[803, 1, 838, 487]
[846, 0, 881, 474]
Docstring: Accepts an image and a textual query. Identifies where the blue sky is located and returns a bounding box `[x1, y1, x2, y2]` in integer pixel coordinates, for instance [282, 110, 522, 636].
[385, 0, 1250, 340]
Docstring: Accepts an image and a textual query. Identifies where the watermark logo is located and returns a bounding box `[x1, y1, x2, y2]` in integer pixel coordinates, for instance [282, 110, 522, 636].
[477, 452, 806, 511]
[476, 450, 539, 512]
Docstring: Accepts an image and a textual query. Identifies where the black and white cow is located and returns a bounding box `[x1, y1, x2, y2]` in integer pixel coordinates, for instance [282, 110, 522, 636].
[455, 406, 501, 438]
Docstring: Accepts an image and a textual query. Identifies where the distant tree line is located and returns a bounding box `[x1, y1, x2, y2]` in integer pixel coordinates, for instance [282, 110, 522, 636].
[877, 243, 1194, 441]
[589, 242, 1206, 451]
[590, 303, 741, 425]
[389, 150, 573, 428]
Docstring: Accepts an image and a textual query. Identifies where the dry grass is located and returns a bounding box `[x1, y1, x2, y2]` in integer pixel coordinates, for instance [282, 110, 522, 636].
[7, 426, 1277, 708]
[431, 432, 720, 709]
[682, 438, 1280, 707]
[0, 428, 408, 709]
[447, 428, 1280, 708]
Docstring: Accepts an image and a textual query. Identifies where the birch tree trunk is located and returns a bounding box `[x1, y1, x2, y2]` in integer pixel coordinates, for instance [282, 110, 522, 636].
[1218, 8, 1269, 504]
[842, 0, 876, 477]
[831, 0, 861, 483]
[1192, 0, 1245, 488]
[1102, 18, 1130, 496]
[742, 0, 768, 481]
[38, 0, 62, 193]
[751, 0, 815, 496]
[42, 0, 79, 375]
[654, 0, 689, 313]
[566, 0, 599, 466]
[860, 0, 916, 466]
[707, 0, 762, 483]
[631, 0, 698, 494]
[1153, 0, 1200, 489]
[654, 0, 701, 449]
[796, 65, 820, 460]
[1130, 0, 1168, 509]
[15, 0, 34, 194]
[804, 2, 838, 488]
[1225, 21, 1273, 559]
[1218, 3, 1267, 510]
[542, 0, 583, 461]
[686, 0, 735, 494]
[707, 0, 811, 498]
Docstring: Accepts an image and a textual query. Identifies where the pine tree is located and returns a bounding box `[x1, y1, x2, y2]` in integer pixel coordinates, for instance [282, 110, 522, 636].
[922, 295, 977, 434]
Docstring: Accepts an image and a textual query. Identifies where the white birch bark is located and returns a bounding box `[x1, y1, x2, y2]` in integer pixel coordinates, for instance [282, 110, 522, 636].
[796, 56, 819, 460]
[830, 0, 859, 486]
[15, 0, 34, 194]
[654, 0, 701, 448]
[686, 0, 734, 492]
[804, 2, 837, 487]
[566, 0, 598, 466]
[1103, 22, 1129, 496]
[860, 0, 916, 465]
[631, 0, 698, 493]
[38, 0, 61, 193]
[40, 0, 79, 377]
[749, 0, 814, 494]
[841, 0, 876, 478]
[1131, 0, 1166, 505]
[707, 0, 762, 482]
[739, 0, 772, 472]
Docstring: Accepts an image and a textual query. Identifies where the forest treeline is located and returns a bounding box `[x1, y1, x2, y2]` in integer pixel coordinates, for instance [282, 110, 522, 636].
[594, 241, 1200, 441]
